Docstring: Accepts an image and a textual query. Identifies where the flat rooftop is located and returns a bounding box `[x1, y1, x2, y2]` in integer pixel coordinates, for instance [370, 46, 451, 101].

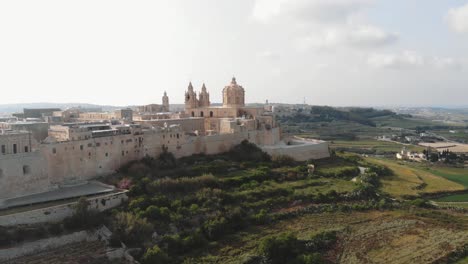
[0, 181, 115, 210]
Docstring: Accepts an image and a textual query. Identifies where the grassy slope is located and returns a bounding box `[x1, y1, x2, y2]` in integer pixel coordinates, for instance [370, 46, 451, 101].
[366, 158, 465, 198]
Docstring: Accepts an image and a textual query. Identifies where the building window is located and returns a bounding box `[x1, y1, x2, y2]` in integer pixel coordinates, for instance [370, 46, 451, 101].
[80, 145, 84, 150]
[177, 133, 179, 139]
[0, 168, 3, 178]
[200, 111, 204, 117]
[23, 165, 31, 175]
[191, 111, 195, 117]
[122, 151, 124, 156]
[210, 111, 213, 117]
[52, 148, 56, 154]
[1, 145, 5, 154]
[24, 146, 29, 153]
[13, 144, 17, 154]
[96, 142, 101, 147]
[105, 152, 109, 157]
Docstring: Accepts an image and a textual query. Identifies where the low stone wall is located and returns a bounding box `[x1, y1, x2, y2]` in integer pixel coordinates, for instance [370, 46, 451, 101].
[0, 191, 128, 227]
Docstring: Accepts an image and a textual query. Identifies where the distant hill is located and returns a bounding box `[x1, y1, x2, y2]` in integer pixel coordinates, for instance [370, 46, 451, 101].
[0, 103, 125, 114]
[0, 102, 190, 115]
[277, 106, 397, 127]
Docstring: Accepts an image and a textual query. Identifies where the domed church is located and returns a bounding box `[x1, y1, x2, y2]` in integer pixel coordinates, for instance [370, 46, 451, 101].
[222, 77, 245, 107]
[183, 77, 276, 133]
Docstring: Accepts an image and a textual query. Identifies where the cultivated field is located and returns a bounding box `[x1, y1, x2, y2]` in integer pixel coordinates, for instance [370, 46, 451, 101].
[191, 210, 468, 264]
[419, 142, 468, 154]
[366, 158, 465, 198]
[331, 139, 425, 154]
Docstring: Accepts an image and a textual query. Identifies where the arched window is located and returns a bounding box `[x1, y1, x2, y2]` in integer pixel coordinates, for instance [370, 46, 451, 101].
[200, 111, 204, 117]
[191, 111, 195, 117]
[210, 111, 213, 117]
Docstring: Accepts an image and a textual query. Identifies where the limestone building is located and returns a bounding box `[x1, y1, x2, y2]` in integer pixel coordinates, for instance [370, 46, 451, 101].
[0, 78, 330, 208]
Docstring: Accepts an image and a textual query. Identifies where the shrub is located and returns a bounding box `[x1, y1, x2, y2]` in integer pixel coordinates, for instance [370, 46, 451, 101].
[112, 212, 153, 246]
[304, 231, 337, 252]
[257, 232, 301, 264]
[252, 209, 271, 225]
[409, 198, 432, 208]
[64, 197, 103, 230]
[142, 245, 171, 264]
[203, 217, 229, 240]
[228, 140, 271, 162]
[272, 155, 297, 167]
[147, 174, 219, 194]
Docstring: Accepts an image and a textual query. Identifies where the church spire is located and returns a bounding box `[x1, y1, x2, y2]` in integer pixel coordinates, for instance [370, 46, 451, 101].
[188, 82, 194, 92]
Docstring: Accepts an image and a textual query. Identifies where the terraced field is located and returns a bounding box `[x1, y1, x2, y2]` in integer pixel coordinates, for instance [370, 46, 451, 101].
[2, 241, 117, 264]
[365, 158, 465, 198]
[191, 210, 468, 264]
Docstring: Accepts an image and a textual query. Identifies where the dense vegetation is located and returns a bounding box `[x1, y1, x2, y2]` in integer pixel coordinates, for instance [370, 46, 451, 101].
[97, 141, 396, 263]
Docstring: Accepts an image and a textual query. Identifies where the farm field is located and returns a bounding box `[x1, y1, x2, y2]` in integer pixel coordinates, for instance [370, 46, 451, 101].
[371, 116, 449, 129]
[435, 193, 468, 202]
[290, 120, 389, 141]
[331, 139, 425, 154]
[428, 167, 468, 187]
[365, 158, 465, 198]
[191, 210, 468, 264]
[419, 142, 468, 154]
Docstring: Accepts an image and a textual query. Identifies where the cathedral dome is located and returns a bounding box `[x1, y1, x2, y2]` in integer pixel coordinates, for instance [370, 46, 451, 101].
[223, 77, 245, 107]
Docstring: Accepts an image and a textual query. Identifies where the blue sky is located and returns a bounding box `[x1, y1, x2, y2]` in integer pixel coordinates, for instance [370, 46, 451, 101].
[0, 0, 467, 107]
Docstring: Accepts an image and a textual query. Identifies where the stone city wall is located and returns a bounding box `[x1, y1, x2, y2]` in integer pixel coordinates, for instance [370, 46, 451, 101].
[0, 127, 281, 200]
[0, 152, 50, 201]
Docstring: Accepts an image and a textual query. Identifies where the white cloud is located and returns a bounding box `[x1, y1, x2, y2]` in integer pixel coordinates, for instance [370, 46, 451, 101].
[348, 25, 398, 47]
[296, 25, 397, 50]
[253, 0, 396, 51]
[367, 51, 461, 70]
[252, 0, 373, 24]
[447, 3, 468, 33]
